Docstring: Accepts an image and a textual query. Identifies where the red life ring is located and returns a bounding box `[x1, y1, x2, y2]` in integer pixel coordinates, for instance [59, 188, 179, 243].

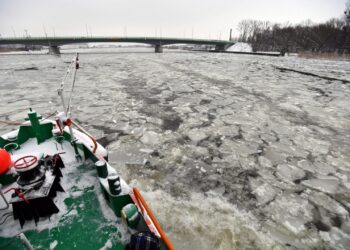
[0, 148, 12, 174]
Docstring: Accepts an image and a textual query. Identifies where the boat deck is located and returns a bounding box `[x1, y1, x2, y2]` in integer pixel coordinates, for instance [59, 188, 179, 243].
[0, 137, 130, 249]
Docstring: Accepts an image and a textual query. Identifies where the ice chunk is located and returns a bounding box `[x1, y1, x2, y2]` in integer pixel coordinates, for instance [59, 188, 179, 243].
[341, 219, 350, 234]
[313, 161, 336, 176]
[263, 147, 289, 165]
[250, 178, 279, 205]
[278, 102, 303, 113]
[187, 129, 208, 144]
[187, 145, 209, 159]
[264, 193, 314, 235]
[258, 156, 273, 168]
[169, 83, 194, 93]
[130, 127, 146, 138]
[216, 126, 240, 137]
[140, 131, 160, 145]
[171, 148, 183, 162]
[294, 136, 330, 155]
[304, 190, 348, 217]
[320, 227, 350, 250]
[258, 168, 276, 181]
[140, 148, 155, 154]
[297, 159, 317, 173]
[302, 178, 339, 194]
[276, 164, 305, 183]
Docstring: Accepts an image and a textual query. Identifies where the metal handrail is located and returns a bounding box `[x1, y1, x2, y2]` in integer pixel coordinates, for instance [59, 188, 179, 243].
[71, 120, 98, 154]
[133, 187, 175, 250]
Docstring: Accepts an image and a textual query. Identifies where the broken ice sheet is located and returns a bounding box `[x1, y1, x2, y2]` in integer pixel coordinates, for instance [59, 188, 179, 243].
[2, 51, 350, 250]
[302, 177, 340, 194]
[264, 193, 314, 235]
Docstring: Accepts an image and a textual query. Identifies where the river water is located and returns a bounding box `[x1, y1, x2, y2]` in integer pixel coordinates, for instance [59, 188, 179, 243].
[1, 48, 350, 250]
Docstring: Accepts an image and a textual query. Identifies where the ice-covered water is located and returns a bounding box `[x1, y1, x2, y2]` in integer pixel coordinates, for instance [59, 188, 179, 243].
[1, 48, 350, 249]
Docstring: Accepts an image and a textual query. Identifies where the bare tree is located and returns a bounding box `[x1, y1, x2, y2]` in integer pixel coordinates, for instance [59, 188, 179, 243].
[237, 20, 250, 42]
[342, 0, 350, 52]
[235, 4, 350, 54]
[344, 0, 350, 26]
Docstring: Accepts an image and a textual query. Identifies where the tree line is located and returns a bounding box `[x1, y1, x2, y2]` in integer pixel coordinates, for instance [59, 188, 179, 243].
[236, 1, 350, 54]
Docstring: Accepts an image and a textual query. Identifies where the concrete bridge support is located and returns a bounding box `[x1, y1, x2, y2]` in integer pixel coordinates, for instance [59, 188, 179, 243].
[48, 45, 60, 55]
[214, 44, 226, 52]
[155, 44, 163, 53]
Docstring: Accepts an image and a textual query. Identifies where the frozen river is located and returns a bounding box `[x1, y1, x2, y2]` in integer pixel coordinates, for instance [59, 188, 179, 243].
[1, 48, 350, 249]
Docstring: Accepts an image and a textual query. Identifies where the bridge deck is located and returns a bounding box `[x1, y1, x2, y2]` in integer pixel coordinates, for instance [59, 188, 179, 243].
[0, 36, 234, 47]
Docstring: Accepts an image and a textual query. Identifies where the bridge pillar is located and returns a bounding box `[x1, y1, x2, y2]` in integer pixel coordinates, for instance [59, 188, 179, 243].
[48, 45, 60, 55]
[214, 44, 226, 52]
[155, 44, 163, 53]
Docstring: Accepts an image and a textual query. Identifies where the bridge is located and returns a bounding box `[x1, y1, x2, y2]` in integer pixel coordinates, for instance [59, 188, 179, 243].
[0, 36, 234, 53]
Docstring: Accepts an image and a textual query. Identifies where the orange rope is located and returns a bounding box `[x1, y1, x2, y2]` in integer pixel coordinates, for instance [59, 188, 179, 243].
[133, 187, 175, 250]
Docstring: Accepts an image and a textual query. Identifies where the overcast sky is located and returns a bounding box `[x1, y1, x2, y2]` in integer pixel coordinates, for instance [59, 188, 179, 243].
[0, 0, 347, 39]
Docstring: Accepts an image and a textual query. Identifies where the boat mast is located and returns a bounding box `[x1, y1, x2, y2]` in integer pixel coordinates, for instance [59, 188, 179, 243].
[57, 53, 81, 159]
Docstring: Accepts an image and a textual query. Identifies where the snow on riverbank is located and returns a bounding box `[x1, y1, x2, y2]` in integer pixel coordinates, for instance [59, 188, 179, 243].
[227, 42, 252, 52]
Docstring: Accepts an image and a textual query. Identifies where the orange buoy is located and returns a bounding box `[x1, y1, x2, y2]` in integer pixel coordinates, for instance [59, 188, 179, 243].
[0, 148, 12, 174]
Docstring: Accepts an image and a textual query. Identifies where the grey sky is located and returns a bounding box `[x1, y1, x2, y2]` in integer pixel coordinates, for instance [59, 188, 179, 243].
[0, 0, 347, 39]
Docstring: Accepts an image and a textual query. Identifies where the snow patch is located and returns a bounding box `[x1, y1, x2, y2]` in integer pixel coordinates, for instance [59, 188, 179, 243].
[49, 240, 58, 250]
[99, 239, 113, 250]
[227, 42, 252, 52]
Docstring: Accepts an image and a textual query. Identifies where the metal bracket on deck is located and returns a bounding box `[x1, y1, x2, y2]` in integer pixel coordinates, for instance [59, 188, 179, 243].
[0, 184, 9, 210]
